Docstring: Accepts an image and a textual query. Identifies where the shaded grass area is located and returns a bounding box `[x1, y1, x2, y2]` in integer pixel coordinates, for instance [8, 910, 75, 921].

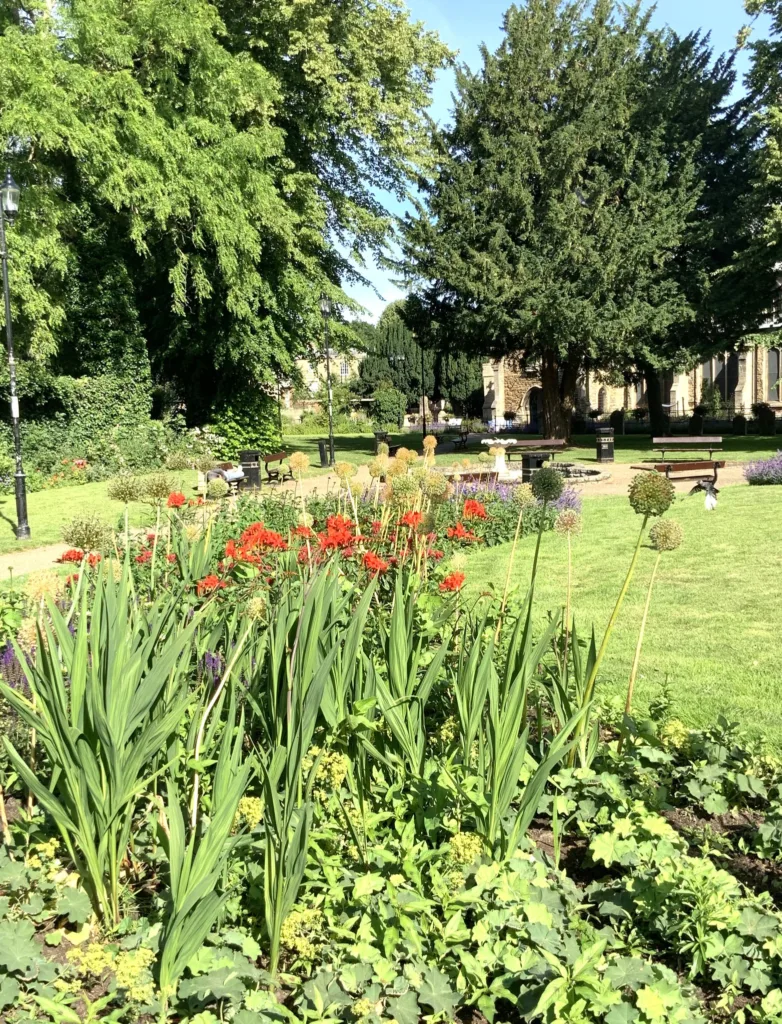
[0, 471, 196, 555]
[283, 430, 781, 472]
[464, 485, 782, 745]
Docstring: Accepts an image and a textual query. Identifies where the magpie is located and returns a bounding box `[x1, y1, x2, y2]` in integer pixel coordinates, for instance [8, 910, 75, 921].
[688, 478, 719, 510]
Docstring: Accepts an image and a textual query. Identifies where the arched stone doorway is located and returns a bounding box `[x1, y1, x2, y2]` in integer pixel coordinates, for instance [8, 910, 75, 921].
[524, 387, 543, 431]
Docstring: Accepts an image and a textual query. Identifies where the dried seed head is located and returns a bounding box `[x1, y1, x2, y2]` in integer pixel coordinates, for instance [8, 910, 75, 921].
[531, 467, 564, 504]
[628, 472, 675, 517]
[649, 518, 683, 552]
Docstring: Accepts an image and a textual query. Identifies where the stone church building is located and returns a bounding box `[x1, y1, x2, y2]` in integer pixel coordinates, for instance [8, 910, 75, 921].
[482, 345, 782, 429]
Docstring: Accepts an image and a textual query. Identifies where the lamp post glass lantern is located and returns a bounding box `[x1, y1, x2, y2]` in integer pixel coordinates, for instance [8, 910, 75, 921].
[0, 169, 30, 539]
[320, 296, 335, 466]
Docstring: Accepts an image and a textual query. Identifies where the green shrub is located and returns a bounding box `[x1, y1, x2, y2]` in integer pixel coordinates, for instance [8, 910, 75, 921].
[208, 391, 282, 459]
[371, 385, 406, 428]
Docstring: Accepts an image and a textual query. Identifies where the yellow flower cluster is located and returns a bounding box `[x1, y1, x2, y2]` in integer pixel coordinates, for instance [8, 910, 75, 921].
[247, 596, 267, 621]
[659, 718, 690, 749]
[114, 947, 156, 1004]
[234, 796, 264, 831]
[422, 434, 438, 453]
[437, 716, 459, 745]
[66, 942, 113, 980]
[352, 998, 376, 1019]
[449, 831, 484, 866]
[302, 747, 350, 791]
[280, 907, 325, 960]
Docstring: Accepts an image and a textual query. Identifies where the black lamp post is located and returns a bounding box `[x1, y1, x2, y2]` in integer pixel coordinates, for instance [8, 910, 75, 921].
[319, 296, 335, 466]
[0, 169, 30, 539]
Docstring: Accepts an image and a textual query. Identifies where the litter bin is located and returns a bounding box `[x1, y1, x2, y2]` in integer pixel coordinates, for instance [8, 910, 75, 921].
[596, 427, 615, 463]
[239, 450, 261, 490]
[318, 439, 330, 468]
[374, 431, 390, 454]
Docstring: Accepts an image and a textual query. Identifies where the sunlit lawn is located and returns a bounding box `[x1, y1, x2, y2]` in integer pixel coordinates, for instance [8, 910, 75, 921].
[0, 471, 196, 556]
[464, 484, 782, 745]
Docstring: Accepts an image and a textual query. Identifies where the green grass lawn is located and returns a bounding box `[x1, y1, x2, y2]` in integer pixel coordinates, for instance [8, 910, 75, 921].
[0, 470, 196, 555]
[283, 430, 781, 473]
[464, 484, 782, 745]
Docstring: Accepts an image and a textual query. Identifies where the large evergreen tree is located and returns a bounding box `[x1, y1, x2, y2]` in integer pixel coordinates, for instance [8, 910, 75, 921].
[616, 30, 775, 432]
[0, 0, 449, 420]
[403, 0, 704, 437]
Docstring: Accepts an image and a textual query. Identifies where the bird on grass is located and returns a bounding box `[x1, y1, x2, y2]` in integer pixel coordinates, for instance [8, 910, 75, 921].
[688, 478, 719, 510]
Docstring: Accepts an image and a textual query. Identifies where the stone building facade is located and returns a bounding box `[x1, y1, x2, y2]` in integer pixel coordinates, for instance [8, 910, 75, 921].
[482, 345, 782, 428]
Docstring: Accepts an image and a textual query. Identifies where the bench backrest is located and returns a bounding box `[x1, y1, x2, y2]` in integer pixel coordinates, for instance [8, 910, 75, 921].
[263, 452, 288, 463]
[652, 436, 722, 444]
[512, 438, 567, 449]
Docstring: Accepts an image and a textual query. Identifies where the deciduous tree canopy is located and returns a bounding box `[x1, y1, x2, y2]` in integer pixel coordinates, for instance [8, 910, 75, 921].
[0, 0, 449, 420]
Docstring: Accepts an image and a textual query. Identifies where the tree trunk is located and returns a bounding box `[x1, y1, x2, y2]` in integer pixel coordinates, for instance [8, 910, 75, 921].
[540, 349, 579, 440]
[643, 365, 667, 436]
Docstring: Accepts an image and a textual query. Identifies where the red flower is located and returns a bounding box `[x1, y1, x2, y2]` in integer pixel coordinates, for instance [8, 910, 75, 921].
[371, 520, 382, 535]
[225, 539, 239, 559]
[446, 522, 478, 543]
[463, 499, 488, 520]
[166, 553, 177, 563]
[135, 549, 153, 564]
[188, 497, 205, 506]
[86, 553, 101, 568]
[239, 522, 288, 552]
[65, 573, 79, 587]
[318, 514, 357, 551]
[197, 574, 227, 596]
[147, 533, 157, 543]
[167, 492, 186, 508]
[440, 572, 466, 593]
[429, 549, 444, 561]
[292, 525, 313, 538]
[58, 549, 84, 564]
[363, 552, 389, 574]
[399, 511, 424, 529]
[74, 459, 87, 469]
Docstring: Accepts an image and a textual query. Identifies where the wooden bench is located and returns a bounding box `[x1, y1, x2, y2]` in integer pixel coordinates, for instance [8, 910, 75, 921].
[263, 452, 293, 484]
[652, 436, 722, 460]
[506, 438, 567, 463]
[452, 432, 470, 450]
[632, 460, 726, 484]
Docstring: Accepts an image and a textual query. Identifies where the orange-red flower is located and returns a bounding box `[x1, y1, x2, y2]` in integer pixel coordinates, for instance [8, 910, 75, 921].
[197, 574, 227, 596]
[440, 572, 466, 592]
[363, 552, 390, 573]
[135, 549, 153, 564]
[463, 499, 488, 520]
[371, 520, 382, 535]
[318, 514, 357, 551]
[86, 553, 101, 568]
[167, 492, 186, 508]
[166, 553, 177, 563]
[239, 522, 288, 551]
[446, 522, 478, 543]
[399, 511, 424, 529]
[58, 549, 84, 564]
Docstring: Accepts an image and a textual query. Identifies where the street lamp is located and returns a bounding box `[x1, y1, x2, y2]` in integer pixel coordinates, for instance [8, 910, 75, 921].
[0, 169, 30, 539]
[319, 295, 335, 466]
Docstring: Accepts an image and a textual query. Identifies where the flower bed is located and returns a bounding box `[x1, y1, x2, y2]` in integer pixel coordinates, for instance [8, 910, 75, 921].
[745, 451, 782, 485]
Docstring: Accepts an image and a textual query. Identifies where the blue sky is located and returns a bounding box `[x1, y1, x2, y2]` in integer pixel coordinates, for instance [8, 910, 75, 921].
[345, 0, 769, 321]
